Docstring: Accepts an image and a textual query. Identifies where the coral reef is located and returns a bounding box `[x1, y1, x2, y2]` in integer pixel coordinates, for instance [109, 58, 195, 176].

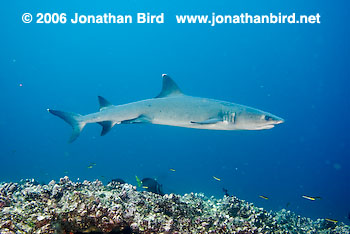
[0, 177, 349, 233]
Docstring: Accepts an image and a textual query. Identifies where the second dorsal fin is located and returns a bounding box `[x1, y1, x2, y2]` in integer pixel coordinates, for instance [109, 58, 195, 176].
[155, 74, 184, 98]
[98, 96, 113, 111]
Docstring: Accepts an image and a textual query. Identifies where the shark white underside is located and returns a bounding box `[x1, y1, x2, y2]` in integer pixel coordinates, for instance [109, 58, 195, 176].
[48, 74, 284, 143]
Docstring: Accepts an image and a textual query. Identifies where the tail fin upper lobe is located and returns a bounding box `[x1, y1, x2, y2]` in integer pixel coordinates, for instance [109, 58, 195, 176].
[48, 109, 85, 143]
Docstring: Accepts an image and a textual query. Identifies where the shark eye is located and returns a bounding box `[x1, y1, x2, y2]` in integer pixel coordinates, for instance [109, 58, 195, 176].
[264, 115, 272, 121]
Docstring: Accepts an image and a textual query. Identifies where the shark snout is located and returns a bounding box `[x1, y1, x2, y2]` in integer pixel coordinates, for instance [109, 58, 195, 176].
[264, 114, 284, 127]
[257, 116, 284, 130]
[274, 117, 284, 124]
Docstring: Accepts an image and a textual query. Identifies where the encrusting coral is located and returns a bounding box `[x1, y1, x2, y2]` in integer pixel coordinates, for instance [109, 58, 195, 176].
[0, 177, 349, 233]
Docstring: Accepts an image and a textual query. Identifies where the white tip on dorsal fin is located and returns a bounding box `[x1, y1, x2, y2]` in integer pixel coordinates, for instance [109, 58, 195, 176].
[155, 74, 184, 98]
[98, 96, 113, 111]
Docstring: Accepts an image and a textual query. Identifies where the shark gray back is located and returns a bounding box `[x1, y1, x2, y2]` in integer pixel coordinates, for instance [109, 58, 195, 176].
[48, 74, 284, 142]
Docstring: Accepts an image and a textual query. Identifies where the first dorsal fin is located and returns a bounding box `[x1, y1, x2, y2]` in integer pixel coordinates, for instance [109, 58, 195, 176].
[98, 96, 113, 111]
[155, 74, 184, 98]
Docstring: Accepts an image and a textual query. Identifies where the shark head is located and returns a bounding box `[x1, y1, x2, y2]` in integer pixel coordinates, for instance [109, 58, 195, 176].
[233, 107, 284, 130]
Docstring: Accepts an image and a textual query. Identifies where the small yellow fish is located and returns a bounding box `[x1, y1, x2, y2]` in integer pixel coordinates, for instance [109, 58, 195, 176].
[87, 165, 93, 169]
[135, 176, 142, 187]
[170, 168, 176, 172]
[91, 163, 97, 166]
[325, 218, 338, 223]
[259, 195, 269, 200]
[302, 195, 321, 201]
[64, 171, 69, 174]
[213, 176, 221, 181]
[142, 186, 149, 189]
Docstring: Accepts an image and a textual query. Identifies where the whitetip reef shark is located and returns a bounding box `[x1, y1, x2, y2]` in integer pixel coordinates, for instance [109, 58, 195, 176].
[48, 74, 284, 142]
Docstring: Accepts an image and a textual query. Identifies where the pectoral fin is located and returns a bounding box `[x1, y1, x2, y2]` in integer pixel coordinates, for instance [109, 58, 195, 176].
[191, 118, 222, 125]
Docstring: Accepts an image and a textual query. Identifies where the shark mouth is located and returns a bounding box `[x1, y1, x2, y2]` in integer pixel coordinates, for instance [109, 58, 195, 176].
[255, 125, 275, 130]
[255, 120, 284, 130]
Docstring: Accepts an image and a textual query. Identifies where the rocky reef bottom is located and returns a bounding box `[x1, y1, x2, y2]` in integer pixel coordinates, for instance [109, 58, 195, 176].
[0, 177, 349, 234]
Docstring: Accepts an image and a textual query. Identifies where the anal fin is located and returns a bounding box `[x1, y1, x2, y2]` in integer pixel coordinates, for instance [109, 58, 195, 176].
[191, 118, 221, 125]
[97, 121, 115, 136]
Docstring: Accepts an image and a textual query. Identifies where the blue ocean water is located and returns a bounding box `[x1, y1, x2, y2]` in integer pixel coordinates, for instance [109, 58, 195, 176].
[1, 0, 349, 224]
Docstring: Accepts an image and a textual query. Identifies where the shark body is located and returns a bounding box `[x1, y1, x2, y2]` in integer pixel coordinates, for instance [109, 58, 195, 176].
[48, 75, 284, 142]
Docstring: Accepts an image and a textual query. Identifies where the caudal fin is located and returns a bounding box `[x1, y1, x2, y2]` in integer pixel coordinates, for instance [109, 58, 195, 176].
[47, 109, 86, 143]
